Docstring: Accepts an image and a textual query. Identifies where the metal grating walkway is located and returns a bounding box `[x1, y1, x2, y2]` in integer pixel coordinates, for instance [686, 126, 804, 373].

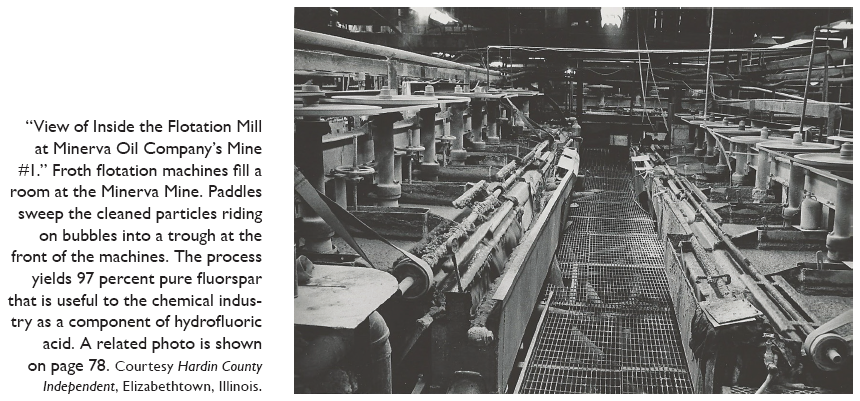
[516, 149, 694, 394]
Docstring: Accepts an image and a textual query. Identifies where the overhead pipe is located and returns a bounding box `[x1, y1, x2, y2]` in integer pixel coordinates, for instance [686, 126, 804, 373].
[295, 29, 503, 79]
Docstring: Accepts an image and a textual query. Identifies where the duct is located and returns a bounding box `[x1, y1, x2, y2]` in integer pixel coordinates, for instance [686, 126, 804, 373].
[296, 329, 353, 381]
[366, 311, 393, 393]
[295, 312, 391, 394]
[294, 29, 503, 79]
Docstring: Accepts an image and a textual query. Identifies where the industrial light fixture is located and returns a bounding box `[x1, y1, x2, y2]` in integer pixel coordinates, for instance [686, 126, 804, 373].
[751, 36, 779, 46]
[412, 7, 458, 25]
[600, 7, 623, 28]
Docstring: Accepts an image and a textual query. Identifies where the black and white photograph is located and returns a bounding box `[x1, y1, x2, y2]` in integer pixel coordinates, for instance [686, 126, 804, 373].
[293, 6, 853, 394]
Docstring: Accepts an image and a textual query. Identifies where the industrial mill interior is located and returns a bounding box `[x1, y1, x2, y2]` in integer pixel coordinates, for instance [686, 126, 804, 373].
[293, 7, 853, 394]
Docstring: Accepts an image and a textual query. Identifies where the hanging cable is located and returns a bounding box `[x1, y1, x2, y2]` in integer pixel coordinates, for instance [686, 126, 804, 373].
[703, 8, 715, 118]
[642, 25, 670, 132]
[635, 11, 655, 130]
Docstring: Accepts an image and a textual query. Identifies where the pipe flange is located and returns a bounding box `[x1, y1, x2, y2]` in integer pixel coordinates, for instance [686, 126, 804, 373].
[397, 145, 425, 152]
[808, 333, 849, 371]
[374, 183, 401, 200]
[825, 232, 852, 261]
[392, 257, 434, 300]
[334, 165, 375, 177]
[440, 135, 457, 142]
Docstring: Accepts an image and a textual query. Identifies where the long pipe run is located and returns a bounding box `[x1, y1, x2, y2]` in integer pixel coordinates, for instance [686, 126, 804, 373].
[295, 29, 503, 79]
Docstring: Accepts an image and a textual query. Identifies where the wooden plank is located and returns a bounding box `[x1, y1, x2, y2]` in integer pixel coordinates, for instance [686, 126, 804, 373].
[294, 264, 398, 329]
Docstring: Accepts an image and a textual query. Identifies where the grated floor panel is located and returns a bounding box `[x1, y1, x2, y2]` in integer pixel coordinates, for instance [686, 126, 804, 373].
[516, 148, 694, 394]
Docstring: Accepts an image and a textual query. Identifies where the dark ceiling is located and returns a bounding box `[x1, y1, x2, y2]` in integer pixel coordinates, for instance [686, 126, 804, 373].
[295, 7, 852, 51]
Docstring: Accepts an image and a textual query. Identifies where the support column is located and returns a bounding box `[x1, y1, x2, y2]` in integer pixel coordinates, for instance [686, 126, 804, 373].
[731, 143, 748, 185]
[332, 176, 348, 209]
[358, 133, 374, 165]
[522, 99, 530, 119]
[753, 146, 770, 203]
[694, 126, 707, 157]
[295, 119, 335, 254]
[715, 139, 729, 175]
[420, 107, 440, 181]
[393, 150, 404, 186]
[449, 103, 467, 165]
[705, 129, 717, 163]
[800, 172, 822, 230]
[576, 79, 584, 119]
[372, 114, 401, 207]
[826, 180, 852, 261]
[470, 99, 486, 150]
[782, 162, 805, 226]
[387, 59, 398, 93]
[486, 100, 500, 145]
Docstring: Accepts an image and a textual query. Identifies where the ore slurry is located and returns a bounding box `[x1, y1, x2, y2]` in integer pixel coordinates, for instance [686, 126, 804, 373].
[516, 148, 694, 394]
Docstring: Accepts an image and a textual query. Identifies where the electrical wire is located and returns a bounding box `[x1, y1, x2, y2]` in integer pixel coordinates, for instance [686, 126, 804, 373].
[635, 11, 655, 130]
[642, 23, 670, 132]
[703, 8, 715, 118]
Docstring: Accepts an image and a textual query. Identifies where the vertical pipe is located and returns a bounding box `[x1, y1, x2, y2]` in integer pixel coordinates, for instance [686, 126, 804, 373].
[782, 162, 805, 225]
[826, 180, 852, 261]
[420, 108, 440, 180]
[576, 78, 584, 119]
[753, 146, 770, 203]
[799, 28, 819, 141]
[486, 100, 500, 144]
[387, 59, 398, 94]
[522, 99, 530, 119]
[705, 129, 716, 158]
[731, 143, 748, 185]
[295, 119, 335, 253]
[800, 174, 822, 230]
[823, 47, 830, 103]
[393, 151, 404, 187]
[694, 125, 707, 157]
[715, 137, 729, 175]
[372, 115, 400, 206]
[359, 134, 374, 167]
[333, 176, 348, 209]
[470, 99, 486, 150]
[449, 102, 467, 165]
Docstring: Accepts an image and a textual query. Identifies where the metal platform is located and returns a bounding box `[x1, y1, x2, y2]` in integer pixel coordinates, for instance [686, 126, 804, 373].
[516, 149, 694, 394]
